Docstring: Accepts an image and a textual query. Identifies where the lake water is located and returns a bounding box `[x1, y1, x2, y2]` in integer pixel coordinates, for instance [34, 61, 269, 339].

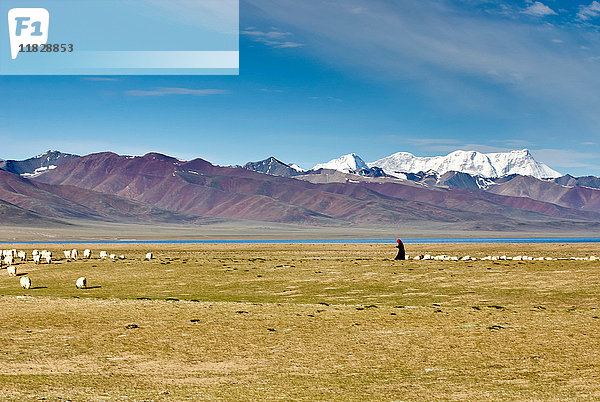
[1, 237, 600, 244]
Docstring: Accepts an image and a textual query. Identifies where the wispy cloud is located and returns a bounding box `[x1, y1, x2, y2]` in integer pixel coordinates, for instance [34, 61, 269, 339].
[578, 1, 600, 20]
[407, 137, 460, 147]
[82, 77, 119, 82]
[530, 149, 599, 168]
[490, 139, 534, 148]
[310, 96, 343, 102]
[126, 88, 229, 97]
[245, 0, 600, 126]
[241, 27, 303, 48]
[522, 2, 557, 17]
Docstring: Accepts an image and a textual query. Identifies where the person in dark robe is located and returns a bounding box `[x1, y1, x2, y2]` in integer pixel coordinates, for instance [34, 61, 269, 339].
[395, 239, 405, 260]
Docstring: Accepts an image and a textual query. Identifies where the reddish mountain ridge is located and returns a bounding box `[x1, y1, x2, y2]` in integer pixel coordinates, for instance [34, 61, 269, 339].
[32, 152, 600, 231]
[0, 168, 197, 224]
[488, 175, 600, 213]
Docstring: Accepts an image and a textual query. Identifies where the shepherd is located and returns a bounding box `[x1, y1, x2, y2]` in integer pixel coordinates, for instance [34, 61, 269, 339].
[395, 239, 406, 260]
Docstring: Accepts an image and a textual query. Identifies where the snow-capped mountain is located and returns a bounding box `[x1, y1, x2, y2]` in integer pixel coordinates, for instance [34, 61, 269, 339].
[368, 149, 561, 179]
[312, 153, 369, 173]
[243, 157, 304, 177]
[0, 150, 80, 178]
[289, 164, 306, 172]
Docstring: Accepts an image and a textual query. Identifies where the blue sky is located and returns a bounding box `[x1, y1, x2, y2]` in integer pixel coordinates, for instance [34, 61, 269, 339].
[1, 0, 600, 175]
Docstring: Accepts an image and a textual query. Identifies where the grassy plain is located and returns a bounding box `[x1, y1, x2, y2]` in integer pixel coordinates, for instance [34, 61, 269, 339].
[0, 243, 599, 400]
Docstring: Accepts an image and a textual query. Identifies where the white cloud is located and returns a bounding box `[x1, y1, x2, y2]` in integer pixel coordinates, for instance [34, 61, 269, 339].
[126, 88, 229, 96]
[522, 2, 557, 17]
[241, 28, 303, 48]
[578, 1, 600, 20]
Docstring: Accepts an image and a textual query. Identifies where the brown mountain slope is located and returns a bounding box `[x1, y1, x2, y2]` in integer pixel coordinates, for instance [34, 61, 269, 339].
[32, 152, 600, 231]
[0, 169, 198, 224]
[0, 199, 69, 227]
[488, 175, 600, 213]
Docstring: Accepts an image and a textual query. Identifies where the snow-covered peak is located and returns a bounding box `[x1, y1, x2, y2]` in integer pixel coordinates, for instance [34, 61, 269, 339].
[368, 149, 561, 179]
[485, 149, 559, 178]
[289, 163, 306, 172]
[313, 153, 368, 173]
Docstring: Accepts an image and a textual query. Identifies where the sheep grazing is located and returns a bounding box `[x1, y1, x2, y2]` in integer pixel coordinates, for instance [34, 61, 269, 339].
[41, 250, 52, 261]
[83, 249, 92, 259]
[17, 251, 26, 261]
[109, 254, 116, 260]
[71, 249, 78, 260]
[99, 251, 108, 259]
[145, 252, 153, 260]
[119, 255, 125, 260]
[75, 277, 87, 289]
[63, 250, 71, 259]
[3, 255, 13, 266]
[7, 266, 16, 277]
[33, 254, 41, 264]
[20, 276, 31, 289]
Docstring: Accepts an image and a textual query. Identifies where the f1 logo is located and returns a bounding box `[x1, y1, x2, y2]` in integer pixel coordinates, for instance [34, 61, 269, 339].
[8, 8, 49, 60]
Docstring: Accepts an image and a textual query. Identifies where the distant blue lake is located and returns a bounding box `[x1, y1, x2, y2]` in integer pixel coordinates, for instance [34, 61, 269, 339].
[2, 237, 600, 244]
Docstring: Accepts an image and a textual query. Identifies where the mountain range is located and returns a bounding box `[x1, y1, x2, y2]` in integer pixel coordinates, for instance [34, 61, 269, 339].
[1, 150, 599, 234]
[0, 150, 79, 178]
[311, 149, 561, 179]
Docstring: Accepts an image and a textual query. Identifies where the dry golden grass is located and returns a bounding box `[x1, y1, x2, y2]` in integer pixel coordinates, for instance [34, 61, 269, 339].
[0, 243, 599, 400]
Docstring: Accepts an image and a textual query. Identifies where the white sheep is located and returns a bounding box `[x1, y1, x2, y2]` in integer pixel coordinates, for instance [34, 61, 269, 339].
[7, 266, 16, 277]
[83, 249, 92, 259]
[99, 251, 108, 259]
[33, 255, 41, 264]
[145, 252, 153, 260]
[63, 250, 71, 259]
[71, 249, 78, 260]
[75, 277, 87, 289]
[17, 251, 26, 261]
[3, 255, 13, 266]
[109, 254, 116, 260]
[20, 276, 31, 289]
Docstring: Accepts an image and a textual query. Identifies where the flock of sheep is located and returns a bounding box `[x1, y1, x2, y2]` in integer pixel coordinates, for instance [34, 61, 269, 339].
[1, 249, 154, 290]
[410, 254, 599, 261]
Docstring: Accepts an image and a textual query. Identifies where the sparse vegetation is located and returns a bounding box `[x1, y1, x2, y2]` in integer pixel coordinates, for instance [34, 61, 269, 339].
[0, 242, 599, 400]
